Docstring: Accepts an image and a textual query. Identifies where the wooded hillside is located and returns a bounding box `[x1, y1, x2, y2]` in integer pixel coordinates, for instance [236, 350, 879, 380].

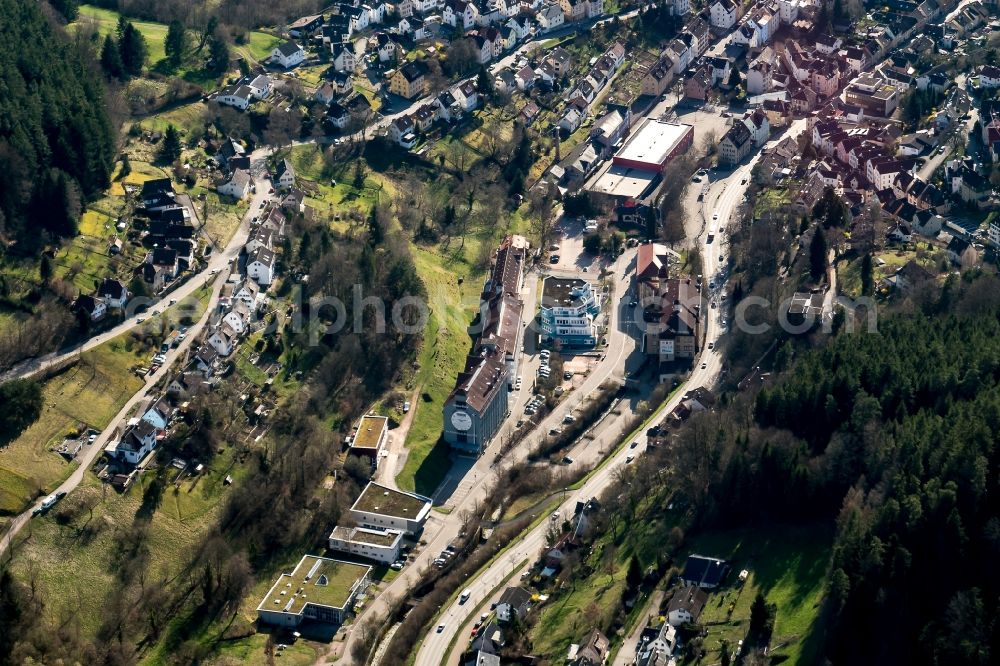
[668, 275, 1000, 664]
[0, 0, 114, 247]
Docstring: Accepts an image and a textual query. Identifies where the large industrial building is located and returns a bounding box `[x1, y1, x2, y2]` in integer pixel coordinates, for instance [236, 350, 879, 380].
[443, 235, 529, 455]
[590, 120, 695, 200]
[612, 119, 695, 173]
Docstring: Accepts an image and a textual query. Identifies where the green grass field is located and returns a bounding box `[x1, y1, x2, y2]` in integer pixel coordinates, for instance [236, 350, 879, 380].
[690, 524, 832, 665]
[393, 246, 481, 495]
[75, 5, 169, 65]
[233, 31, 283, 64]
[529, 540, 630, 658]
[0, 340, 147, 517]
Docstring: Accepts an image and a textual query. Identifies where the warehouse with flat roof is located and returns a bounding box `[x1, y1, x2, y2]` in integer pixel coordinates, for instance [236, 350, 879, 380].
[612, 119, 694, 173]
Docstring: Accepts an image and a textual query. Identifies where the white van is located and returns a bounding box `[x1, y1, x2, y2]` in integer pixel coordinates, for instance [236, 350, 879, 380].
[460, 589, 471, 604]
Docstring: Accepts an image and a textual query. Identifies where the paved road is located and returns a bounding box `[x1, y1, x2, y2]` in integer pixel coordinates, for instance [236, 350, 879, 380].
[415, 115, 813, 666]
[0, 174, 274, 558]
[327, 243, 639, 666]
[613, 588, 666, 666]
[0, 173, 272, 385]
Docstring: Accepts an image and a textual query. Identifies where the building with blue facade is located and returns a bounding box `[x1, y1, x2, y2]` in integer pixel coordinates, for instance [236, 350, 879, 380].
[539, 277, 601, 349]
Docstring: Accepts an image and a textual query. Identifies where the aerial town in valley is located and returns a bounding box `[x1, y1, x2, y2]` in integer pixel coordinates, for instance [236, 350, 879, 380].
[0, 0, 999, 663]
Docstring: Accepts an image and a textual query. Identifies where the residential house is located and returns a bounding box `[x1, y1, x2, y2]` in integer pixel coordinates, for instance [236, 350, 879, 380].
[248, 74, 272, 99]
[946, 235, 979, 266]
[590, 108, 629, 158]
[332, 43, 357, 71]
[495, 587, 532, 623]
[667, 585, 708, 626]
[216, 84, 254, 110]
[288, 14, 324, 37]
[74, 294, 107, 321]
[233, 278, 262, 310]
[515, 64, 536, 91]
[574, 629, 609, 665]
[223, 299, 253, 335]
[389, 60, 429, 99]
[559, 107, 584, 133]
[709, 0, 738, 30]
[98, 278, 129, 309]
[375, 31, 402, 62]
[559, 0, 586, 21]
[389, 114, 417, 146]
[315, 81, 338, 105]
[218, 169, 253, 199]
[413, 103, 436, 131]
[684, 65, 713, 101]
[106, 420, 157, 466]
[743, 110, 770, 147]
[584, 0, 604, 18]
[247, 247, 276, 286]
[979, 65, 1000, 89]
[150, 247, 179, 279]
[680, 555, 728, 589]
[719, 119, 754, 165]
[444, 0, 478, 29]
[208, 323, 239, 357]
[272, 41, 305, 68]
[139, 263, 167, 294]
[261, 207, 287, 236]
[275, 159, 296, 190]
[193, 344, 219, 375]
[537, 2, 565, 32]
[494, 68, 517, 94]
[141, 398, 171, 431]
[454, 80, 479, 112]
[641, 54, 674, 96]
[167, 372, 208, 399]
[281, 188, 306, 215]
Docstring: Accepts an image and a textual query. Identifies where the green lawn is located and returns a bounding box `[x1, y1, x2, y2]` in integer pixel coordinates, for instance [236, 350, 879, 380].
[688, 524, 832, 665]
[75, 4, 169, 65]
[393, 246, 480, 495]
[0, 339, 148, 517]
[529, 539, 630, 658]
[234, 31, 283, 63]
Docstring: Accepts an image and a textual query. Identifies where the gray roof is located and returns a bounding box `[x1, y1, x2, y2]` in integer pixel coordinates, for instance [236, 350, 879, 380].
[276, 41, 303, 57]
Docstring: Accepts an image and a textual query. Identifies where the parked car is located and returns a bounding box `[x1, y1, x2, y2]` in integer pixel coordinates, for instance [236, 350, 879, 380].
[403, 401, 411, 413]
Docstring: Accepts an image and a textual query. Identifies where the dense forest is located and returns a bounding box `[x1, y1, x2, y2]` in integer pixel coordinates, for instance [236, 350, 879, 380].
[663, 273, 1000, 665]
[0, 0, 115, 248]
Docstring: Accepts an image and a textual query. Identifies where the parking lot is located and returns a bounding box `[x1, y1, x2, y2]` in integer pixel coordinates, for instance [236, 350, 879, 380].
[548, 217, 600, 273]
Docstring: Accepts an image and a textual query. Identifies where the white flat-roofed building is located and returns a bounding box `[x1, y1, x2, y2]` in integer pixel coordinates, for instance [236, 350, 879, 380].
[350, 482, 432, 535]
[612, 119, 694, 173]
[328, 526, 403, 564]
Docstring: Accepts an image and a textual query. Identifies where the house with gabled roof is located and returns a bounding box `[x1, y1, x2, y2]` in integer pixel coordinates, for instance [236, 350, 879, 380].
[247, 247, 276, 286]
[272, 41, 305, 69]
[217, 169, 253, 199]
[99, 278, 129, 309]
[208, 322, 239, 357]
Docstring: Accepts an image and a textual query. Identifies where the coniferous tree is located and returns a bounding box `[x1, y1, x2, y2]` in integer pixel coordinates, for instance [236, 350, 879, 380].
[100, 33, 124, 78]
[809, 226, 827, 281]
[860, 252, 873, 295]
[164, 20, 187, 66]
[119, 21, 147, 76]
[208, 31, 230, 74]
[161, 125, 182, 163]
